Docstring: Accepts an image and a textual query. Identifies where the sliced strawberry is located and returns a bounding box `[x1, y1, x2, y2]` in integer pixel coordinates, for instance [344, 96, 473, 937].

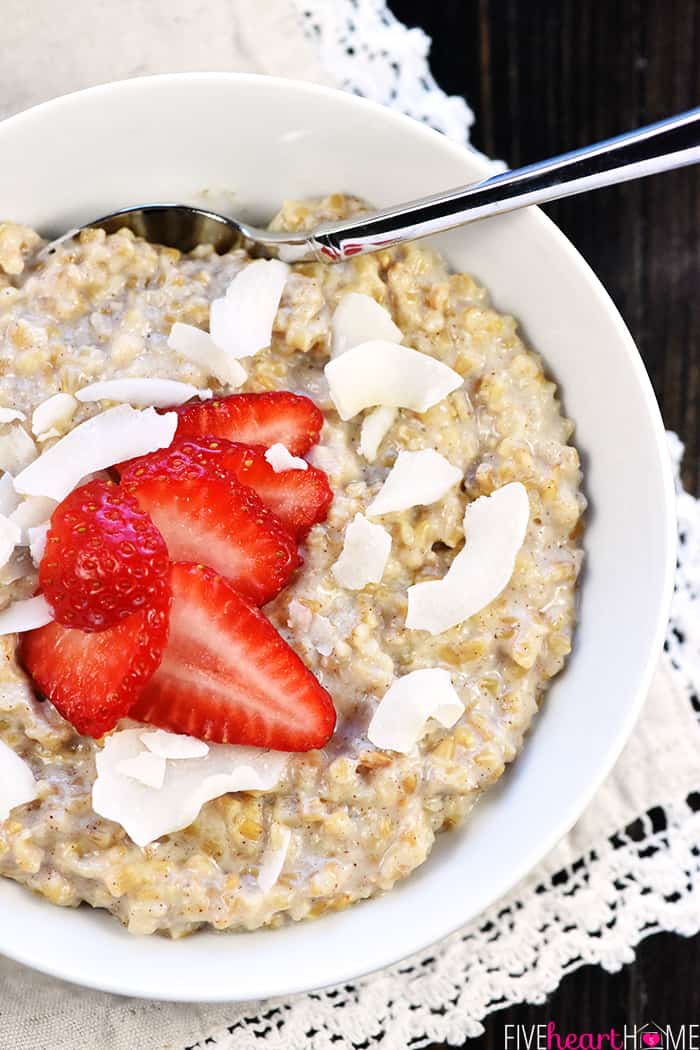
[170, 391, 323, 456]
[121, 437, 332, 538]
[121, 453, 301, 606]
[39, 479, 170, 632]
[20, 590, 171, 738]
[131, 563, 336, 751]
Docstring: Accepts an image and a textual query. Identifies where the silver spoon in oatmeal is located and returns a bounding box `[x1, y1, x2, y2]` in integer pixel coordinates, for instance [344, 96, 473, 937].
[42, 106, 699, 264]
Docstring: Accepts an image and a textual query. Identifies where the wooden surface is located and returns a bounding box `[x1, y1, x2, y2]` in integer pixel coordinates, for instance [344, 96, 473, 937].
[395, 0, 700, 494]
[390, 0, 700, 1042]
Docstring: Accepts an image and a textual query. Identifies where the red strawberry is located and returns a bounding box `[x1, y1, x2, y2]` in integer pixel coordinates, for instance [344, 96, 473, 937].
[171, 391, 323, 456]
[131, 563, 336, 751]
[20, 591, 171, 738]
[121, 437, 332, 538]
[121, 454, 301, 606]
[39, 479, 170, 632]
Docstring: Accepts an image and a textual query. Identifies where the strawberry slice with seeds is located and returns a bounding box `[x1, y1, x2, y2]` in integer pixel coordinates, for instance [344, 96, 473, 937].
[121, 437, 332, 538]
[121, 453, 301, 606]
[171, 391, 323, 456]
[131, 563, 336, 751]
[20, 590, 171, 739]
[40, 479, 170, 632]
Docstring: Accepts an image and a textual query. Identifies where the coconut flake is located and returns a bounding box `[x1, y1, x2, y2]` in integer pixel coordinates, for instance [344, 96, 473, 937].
[209, 259, 290, 360]
[257, 824, 292, 893]
[92, 728, 289, 847]
[31, 393, 77, 439]
[140, 728, 209, 760]
[366, 449, 462, 517]
[324, 340, 463, 421]
[0, 739, 38, 820]
[116, 752, 167, 790]
[9, 496, 56, 543]
[309, 613, 334, 657]
[264, 443, 308, 473]
[406, 482, 530, 636]
[367, 668, 464, 754]
[359, 406, 396, 462]
[0, 595, 54, 635]
[331, 513, 391, 590]
[0, 550, 32, 587]
[306, 444, 339, 477]
[0, 408, 26, 424]
[331, 292, 402, 357]
[287, 601, 336, 656]
[76, 378, 211, 408]
[0, 474, 19, 517]
[168, 323, 248, 388]
[28, 522, 49, 566]
[287, 599, 313, 633]
[0, 426, 37, 474]
[14, 405, 177, 502]
[0, 514, 21, 568]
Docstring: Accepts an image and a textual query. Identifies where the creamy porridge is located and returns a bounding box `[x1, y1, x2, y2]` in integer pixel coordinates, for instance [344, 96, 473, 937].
[0, 196, 584, 936]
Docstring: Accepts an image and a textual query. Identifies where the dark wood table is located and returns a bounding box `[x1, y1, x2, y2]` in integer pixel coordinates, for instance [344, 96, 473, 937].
[390, 1, 700, 1043]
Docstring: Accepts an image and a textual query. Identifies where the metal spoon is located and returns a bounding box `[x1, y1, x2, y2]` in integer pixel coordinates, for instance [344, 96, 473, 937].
[43, 107, 700, 264]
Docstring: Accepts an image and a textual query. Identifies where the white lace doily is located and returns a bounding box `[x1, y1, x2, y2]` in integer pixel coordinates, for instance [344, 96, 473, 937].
[293, 0, 477, 143]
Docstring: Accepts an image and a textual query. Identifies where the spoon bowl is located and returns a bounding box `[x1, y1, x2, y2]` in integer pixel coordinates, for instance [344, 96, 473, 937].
[42, 106, 700, 264]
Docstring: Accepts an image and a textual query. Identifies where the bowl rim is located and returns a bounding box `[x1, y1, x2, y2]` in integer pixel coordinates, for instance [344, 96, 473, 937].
[0, 71, 676, 1001]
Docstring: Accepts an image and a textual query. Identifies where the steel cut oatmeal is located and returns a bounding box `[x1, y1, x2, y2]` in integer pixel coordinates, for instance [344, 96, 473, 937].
[0, 196, 584, 936]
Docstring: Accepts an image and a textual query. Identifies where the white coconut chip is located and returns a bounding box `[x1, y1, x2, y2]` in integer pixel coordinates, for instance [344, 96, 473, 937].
[0, 550, 33, 587]
[9, 495, 56, 543]
[168, 323, 247, 388]
[31, 393, 78, 439]
[140, 728, 209, 760]
[287, 599, 313, 633]
[406, 482, 530, 636]
[0, 594, 54, 636]
[28, 522, 50, 566]
[331, 513, 391, 590]
[76, 378, 211, 408]
[116, 752, 167, 791]
[14, 405, 177, 502]
[257, 824, 292, 893]
[0, 514, 21, 569]
[306, 444, 339, 477]
[0, 473, 19, 517]
[92, 728, 289, 848]
[324, 340, 463, 421]
[210, 259, 290, 360]
[331, 292, 402, 357]
[359, 406, 396, 462]
[0, 739, 38, 821]
[309, 613, 334, 657]
[366, 449, 462, 517]
[264, 443, 308, 473]
[0, 408, 26, 424]
[0, 426, 38, 475]
[287, 601, 336, 657]
[367, 668, 464, 754]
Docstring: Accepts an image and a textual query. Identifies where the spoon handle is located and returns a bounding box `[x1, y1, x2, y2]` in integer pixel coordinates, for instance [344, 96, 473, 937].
[308, 107, 700, 262]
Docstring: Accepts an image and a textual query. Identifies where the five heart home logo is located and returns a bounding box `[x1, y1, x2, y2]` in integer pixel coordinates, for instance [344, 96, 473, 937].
[639, 1024, 666, 1050]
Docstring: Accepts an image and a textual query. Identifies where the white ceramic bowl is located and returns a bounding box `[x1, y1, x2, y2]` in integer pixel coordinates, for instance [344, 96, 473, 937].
[0, 73, 675, 1002]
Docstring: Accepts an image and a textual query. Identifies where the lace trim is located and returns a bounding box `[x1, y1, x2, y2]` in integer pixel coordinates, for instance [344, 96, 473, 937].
[292, 0, 477, 144]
